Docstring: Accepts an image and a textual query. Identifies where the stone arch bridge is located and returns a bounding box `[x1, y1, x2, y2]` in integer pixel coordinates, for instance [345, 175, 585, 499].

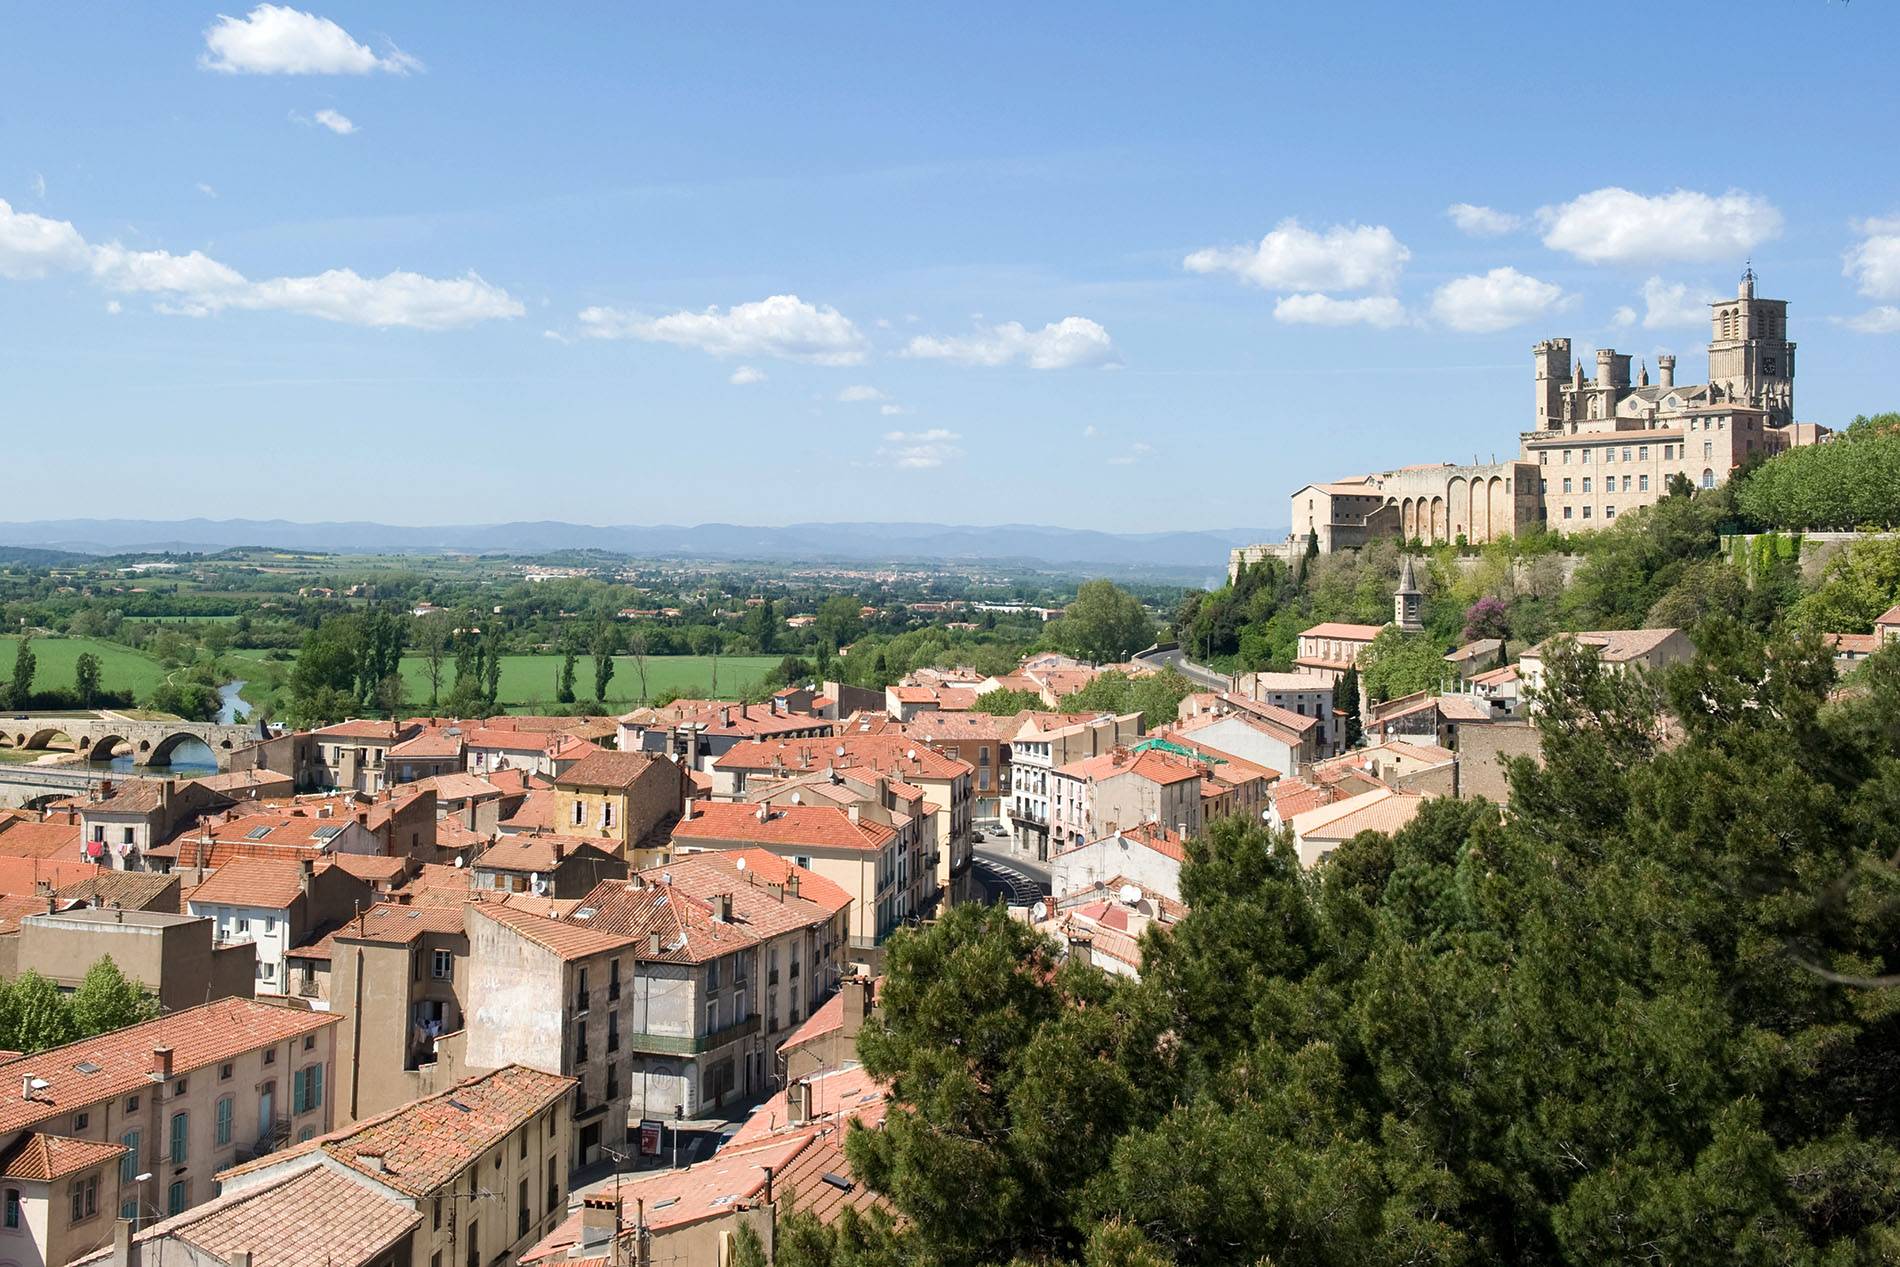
[0, 714, 264, 768]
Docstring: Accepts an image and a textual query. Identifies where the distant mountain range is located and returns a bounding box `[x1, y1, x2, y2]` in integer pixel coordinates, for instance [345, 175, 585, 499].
[0, 518, 1283, 572]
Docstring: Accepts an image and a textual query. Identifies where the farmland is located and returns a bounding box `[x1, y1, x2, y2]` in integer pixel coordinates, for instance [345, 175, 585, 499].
[395, 653, 782, 711]
[0, 635, 173, 701]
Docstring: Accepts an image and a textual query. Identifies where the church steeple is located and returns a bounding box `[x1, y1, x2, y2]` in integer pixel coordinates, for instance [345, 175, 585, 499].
[1393, 555, 1423, 634]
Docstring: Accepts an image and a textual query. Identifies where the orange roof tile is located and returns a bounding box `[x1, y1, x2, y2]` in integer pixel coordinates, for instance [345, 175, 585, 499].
[0, 1131, 126, 1181]
[0, 999, 338, 1134]
[0, 820, 83, 861]
[555, 750, 671, 789]
[468, 900, 632, 961]
[185, 857, 307, 910]
[671, 801, 896, 853]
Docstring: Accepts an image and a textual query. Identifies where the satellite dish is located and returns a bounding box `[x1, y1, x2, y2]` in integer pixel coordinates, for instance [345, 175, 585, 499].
[735, 856, 746, 871]
[1030, 900, 1048, 921]
[789, 792, 801, 805]
[27, 1077, 49, 1092]
[906, 748, 917, 761]
[1117, 884, 1143, 906]
[452, 856, 466, 868]
[834, 745, 845, 757]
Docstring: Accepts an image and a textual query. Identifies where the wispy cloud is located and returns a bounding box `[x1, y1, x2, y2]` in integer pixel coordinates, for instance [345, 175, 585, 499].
[878, 428, 962, 469]
[904, 316, 1116, 369]
[578, 294, 868, 365]
[201, 4, 420, 75]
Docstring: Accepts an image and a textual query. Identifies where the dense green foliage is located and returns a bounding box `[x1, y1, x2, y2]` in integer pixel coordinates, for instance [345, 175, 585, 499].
[0, 958, 155, 1055]
[1051, 581, 1156, 665]
[782, 627, 1900, 1265]
[1057, 667, 1197, 729]
[1357, 626, 1451, 702]
[1737, 413, 1900, 530]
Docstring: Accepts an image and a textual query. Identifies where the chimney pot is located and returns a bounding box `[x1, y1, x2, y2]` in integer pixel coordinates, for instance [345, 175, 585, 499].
[152, 1045, 173, 1079]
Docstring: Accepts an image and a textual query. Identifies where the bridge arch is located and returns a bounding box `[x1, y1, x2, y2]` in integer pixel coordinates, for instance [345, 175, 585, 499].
[84, 735, 131, 763]
[146, 732, 215, 767]
[23, 728, 78, 752]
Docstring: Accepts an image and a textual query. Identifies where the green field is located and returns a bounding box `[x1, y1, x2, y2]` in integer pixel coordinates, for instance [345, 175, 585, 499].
[0, 635, 172, 701]
[397, 653, 781, 710]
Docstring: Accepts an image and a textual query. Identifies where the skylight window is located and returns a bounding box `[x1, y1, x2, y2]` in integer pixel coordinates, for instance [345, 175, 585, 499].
[245, 826, 273, 840]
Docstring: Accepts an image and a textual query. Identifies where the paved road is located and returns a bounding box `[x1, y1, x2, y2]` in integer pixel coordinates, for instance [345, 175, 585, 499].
[972, 846, 1050, 907]
[1133, 645, 1232, 692]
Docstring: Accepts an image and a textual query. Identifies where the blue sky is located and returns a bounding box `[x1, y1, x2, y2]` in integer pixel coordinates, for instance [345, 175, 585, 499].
[4, 2, 1898, 531]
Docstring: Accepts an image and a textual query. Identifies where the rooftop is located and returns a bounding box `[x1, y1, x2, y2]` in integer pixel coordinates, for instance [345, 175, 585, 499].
[671, 801, 897, 853]
[0, 998, 338, 1134]
[469, 899, 633, 961]
[222, 1064, 573, 1199]
[0, 1131, 126, 1182]
[555, 749, 672, 789]
[185, 857, 309, 910]
[1524, 627, 1684, 663]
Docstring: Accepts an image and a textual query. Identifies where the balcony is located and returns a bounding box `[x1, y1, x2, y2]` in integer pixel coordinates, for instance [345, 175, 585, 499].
[621, 1014, 760, 1057]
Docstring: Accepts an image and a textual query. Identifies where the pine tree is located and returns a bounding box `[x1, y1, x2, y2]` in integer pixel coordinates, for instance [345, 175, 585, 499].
[8, 632, 35, 710]
[1337, 662, 1362, 746]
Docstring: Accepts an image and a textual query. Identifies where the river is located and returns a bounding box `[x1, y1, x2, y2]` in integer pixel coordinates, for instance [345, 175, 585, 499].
[102, 681, 251, 777]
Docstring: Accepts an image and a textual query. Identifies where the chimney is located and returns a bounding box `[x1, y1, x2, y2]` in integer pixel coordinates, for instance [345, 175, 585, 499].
[721, 707, 732, 727]
[847, 805, 860, 826]
[160, 780, 174, 813]
[714, 893, 732, 922]
[787, 1079, 811, 1126]
[649, 932, 661, 955]
[358, 1153, 386, 1173]
[300, 857, 314, 898]
[552, 841, 566, 862]
[111, 1218, 134, 1267]
[152, 1046, 173, 1080]
[762, 1164, 776, 1205]
[230, 1255, 251, 1267]
[785, 870, 800, 901]
[843, 974, 873, 1037]
[579, 1195, 616, 1250]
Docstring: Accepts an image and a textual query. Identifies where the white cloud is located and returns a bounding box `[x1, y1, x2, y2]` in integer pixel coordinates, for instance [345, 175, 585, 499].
[729, 365, 766, 385]
[0, 197, 520, 329]
[1840, 307, 1900, 335]
[879, 428, 962, 470]
[30, 173, 45, 199]
[1611, 305, 1637, 328]
[0, 198, 92, 279]
[1083, 424, 1099, 439]
[1430, 267, 1566, 333]
[903, 315, 1116, 369]
[578, 294, 868, 365]
[104, 300, 122, 315]
[201, 5, 419, 75]
[879, 403, 908, 416]
[195, 182, 218, 199]
[1845, 218, 1900, 300]
[1447, 203, 1521, 237]
[837, 384, 886, 402]
[1107, 441, 1155, 466]
[1538, 187, 1782, 264]
[1636, 277, 1718, 329]
[313, 108, 356, 134]
[1184, 219, 1409, 292]
[1272, 293, 1407, 328]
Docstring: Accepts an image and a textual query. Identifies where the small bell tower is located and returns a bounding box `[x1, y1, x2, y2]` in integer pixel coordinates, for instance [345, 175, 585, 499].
[1393, 555, 1423, 634]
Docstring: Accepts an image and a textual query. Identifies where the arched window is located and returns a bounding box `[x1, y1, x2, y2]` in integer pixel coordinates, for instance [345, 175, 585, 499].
[1701, 468, 1715, 490]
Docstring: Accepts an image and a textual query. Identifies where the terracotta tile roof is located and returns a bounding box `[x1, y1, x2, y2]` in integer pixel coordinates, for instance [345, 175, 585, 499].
[0, 819, 83, 861]
[0, 893, 62, 934]
[310, 720, 411, 742]
[303, 903, 469, 956]
[498, 894, 581, 919]
[78, 1165, 419, 1267]
[1382, 739, 1457, 764]
[902, 712, 1011, 742]
[567, 852, 846, 962]
[186, 857, 307, 910]
[387, 731, 463, 760]
[714, 735, 970, 782]
[0, 1131, 126, 1181]
[222, 1064, 572, 1199]
[1300, 621, 1387, 641]
[193, 813, 367, 849]
[82, 779, 169, 814]
[555, 749, 671, 789]
[778, 991, 846, 1055]
[190, 768, 297, 798]
[320, 853, 410, 883]
[1523, 627, 1683, 663]
[1434, 694, 1494, 722]
[475, 834, 618, 874]
[469, 899, 633, 961]
[54, 869, 180, 912]
[395, 863, 475, 907]
[1054, 748, 1201, 787]
[1243, 671, 1335, 692]
[1875, 604, 1900, 627]
[0, 999, 338, 1134]
[0, 857, 116, 898]
[726, 1063, 888, 1148]
[774, 1121, 885, 1227]
[672, 801, 896, 853]
[1292, 787, 1426, 843]
[499, 786, 558, 831]
[1469, 663, 1520, 686]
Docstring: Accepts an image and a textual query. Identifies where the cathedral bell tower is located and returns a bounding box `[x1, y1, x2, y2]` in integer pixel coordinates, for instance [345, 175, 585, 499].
[1707, 265, 1795, 426]
[1393, 555, 1423, 634]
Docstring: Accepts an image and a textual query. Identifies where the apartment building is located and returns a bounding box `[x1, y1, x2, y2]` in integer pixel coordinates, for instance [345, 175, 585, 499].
[76, 780, 235, 871]
[901, 711, 1011, 821]
[195, 1064, 573, 1267]
[0, 998, 339, 1265]
[321, 903, 473, 1125]
[1517, 627, 1693, 701]
[1233, 672, 1339, 753]
[471, 835, 625, 899]
[670, 801, 919, 951]
[308, 721, 420, 795]
[550, 751, 687, 865]
[184, 857, 373, 997]
[714, 735, 974, 909]
[1006, 712, 1144, 861]
[1048, 748, 1202, 851]
[12, 908, 256, 1013]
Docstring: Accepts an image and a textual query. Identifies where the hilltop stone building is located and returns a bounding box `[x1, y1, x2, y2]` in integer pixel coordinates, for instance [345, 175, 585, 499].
[1232, 269, 1823, 577]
